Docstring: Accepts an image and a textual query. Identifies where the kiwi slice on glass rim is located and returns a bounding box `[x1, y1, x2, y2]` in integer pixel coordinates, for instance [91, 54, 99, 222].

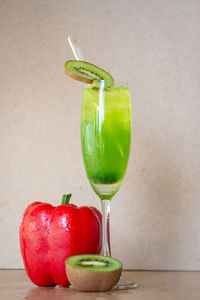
[64, 60, 114, 88]
[65, 254, 122, 292]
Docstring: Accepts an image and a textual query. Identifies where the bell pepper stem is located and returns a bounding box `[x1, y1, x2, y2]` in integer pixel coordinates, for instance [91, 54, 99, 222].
[61, 194, 72, 205]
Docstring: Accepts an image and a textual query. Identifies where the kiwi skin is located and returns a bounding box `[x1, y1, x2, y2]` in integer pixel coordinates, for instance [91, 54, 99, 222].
[64, 66, 92, 84]
[66, 264, 122, 292]
[65, 255, 122, 292]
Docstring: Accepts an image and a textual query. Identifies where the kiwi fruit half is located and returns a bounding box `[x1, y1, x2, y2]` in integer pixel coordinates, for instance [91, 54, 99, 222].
[65, 254, 122, 292]
[64, 60, 114, 88]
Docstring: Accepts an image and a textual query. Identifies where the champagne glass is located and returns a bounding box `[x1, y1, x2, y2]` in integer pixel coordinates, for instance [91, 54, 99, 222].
[81, 80, 137, 289]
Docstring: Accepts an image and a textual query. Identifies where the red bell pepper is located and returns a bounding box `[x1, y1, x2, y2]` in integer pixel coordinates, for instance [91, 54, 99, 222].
[20, 194, 102, 287]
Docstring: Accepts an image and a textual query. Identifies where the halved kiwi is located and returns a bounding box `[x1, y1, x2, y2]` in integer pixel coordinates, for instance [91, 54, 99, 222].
[64, 60, 114, 88]
[65, 254, 122, 292]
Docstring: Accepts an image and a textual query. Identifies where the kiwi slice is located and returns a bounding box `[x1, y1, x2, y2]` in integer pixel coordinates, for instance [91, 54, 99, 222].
[65, 254, 122, 292]
[64, 60, 114, 88]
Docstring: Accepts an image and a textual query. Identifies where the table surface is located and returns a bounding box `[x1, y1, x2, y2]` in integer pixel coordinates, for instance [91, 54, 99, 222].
[0, 270, 199, 300]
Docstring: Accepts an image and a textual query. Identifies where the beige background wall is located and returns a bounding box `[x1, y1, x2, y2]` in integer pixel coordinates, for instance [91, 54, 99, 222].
[0, 0, 200, 270]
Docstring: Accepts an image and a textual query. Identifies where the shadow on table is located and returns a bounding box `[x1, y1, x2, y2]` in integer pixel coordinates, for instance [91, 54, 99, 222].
[25, 285, 135, 300]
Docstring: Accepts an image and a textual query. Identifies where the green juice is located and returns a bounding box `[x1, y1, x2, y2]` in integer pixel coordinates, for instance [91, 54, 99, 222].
[81, 85, 131, 200]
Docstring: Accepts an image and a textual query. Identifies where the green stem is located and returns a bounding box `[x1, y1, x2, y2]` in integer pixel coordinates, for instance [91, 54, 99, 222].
[61, 193, 72, 205]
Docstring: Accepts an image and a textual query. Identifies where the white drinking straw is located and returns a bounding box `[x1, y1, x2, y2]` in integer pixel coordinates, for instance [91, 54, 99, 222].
[67, 35, 90, 86]
[68, 35, 85, 61]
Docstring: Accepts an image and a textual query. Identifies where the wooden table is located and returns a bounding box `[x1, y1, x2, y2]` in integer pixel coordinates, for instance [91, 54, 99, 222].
[0, 270, 199, 299]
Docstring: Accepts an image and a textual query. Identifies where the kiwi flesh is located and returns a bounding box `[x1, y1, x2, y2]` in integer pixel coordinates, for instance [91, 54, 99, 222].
[64, 60, 114, 88]
[65, 254, 122, 292]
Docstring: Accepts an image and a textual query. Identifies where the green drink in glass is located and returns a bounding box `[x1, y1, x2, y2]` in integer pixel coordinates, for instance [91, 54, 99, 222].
[81, 84, 131, 201]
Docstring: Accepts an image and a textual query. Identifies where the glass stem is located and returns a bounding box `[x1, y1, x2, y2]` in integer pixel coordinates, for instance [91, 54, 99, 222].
[101, 199, 111, 257]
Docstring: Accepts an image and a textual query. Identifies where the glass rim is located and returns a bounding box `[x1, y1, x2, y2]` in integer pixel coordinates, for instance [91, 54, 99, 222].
[84, 80, 129, 88]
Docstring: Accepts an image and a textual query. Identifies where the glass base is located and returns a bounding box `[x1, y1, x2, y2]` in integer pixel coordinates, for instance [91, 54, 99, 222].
[114, 277, 138, 290]
[91, 181, 122, 200]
